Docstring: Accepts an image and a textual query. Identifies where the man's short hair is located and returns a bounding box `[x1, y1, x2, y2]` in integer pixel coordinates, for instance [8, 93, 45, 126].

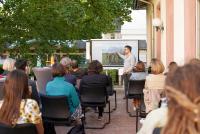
[15, 59, 27, 71]
[52, 63, 66, 77]
[125, 45, 132, 52]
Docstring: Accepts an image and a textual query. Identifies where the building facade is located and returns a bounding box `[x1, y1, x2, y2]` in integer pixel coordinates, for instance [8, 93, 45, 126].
[102, 10, 147, 40]
[136, 0, 200, 66]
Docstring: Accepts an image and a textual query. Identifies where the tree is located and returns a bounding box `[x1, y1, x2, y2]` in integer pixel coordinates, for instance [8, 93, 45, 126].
[0, 0, 133, 65]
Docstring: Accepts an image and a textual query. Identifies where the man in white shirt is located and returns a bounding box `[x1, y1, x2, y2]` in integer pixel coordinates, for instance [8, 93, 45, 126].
[117, 45, 136, 99]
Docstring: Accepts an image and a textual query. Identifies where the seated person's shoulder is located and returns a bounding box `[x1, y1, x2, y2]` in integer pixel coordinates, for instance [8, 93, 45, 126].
[24, 98, 38, 106]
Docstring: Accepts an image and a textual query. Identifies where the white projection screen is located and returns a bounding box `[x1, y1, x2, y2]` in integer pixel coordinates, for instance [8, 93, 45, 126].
[91, 39, 138, 67]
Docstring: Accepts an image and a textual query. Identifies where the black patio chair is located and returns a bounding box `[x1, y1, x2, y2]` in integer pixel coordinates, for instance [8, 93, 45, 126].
[40, 95, 85, 132]
[80, 84, 111, 129]
[135, 100, 147, 132]
[0, 123, 37, 134]
[126, 80, 145, 115]
[106, 76, 117, 112]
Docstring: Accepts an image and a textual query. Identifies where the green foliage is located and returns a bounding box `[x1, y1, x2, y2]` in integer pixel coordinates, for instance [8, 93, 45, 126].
[102, 69, 118, 85]
[0, 0, 133, 63]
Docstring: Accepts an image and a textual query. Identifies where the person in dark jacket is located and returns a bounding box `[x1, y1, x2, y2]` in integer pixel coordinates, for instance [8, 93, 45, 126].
[15, 59, 40, 105]
[80, 60, 109, 120]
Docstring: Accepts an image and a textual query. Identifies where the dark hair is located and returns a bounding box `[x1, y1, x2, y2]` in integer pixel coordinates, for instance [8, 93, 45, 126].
[0, 70, 29, 125]
[134, 61, 145, 72]
[71, 60, 79, 69]
[125, 45, 132, 52]
[52, 63, 66, 77]
[168, 61, 178, 73]
[15, 59, 27, 71]
[88, 60, 103, 74]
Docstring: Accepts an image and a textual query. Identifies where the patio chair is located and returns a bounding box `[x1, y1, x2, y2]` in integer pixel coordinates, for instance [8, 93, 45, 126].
[106, 76, 117, 112]
[126, 80, 145, 116]
[40, 95, 85, 133]
[80, 84, 111, 129]
[0, 123, 37, 134]
[32, 67, 52, 94]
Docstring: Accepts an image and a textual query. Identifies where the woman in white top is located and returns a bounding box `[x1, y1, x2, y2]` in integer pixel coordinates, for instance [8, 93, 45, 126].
[0, 70, 44, 134]
[144, 58, 166, 113]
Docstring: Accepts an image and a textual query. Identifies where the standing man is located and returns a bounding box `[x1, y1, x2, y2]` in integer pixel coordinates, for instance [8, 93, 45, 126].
[117, 45, 136, 99]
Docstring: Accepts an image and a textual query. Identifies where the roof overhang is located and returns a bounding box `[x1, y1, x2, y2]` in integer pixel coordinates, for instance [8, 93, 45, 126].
[133, 0, 148, 10]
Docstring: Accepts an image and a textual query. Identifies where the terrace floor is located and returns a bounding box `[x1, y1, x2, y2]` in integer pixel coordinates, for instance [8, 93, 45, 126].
[55, 87, 138, 134]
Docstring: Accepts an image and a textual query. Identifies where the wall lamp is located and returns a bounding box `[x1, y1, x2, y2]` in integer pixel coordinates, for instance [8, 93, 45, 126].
[152, 18, 164, 31]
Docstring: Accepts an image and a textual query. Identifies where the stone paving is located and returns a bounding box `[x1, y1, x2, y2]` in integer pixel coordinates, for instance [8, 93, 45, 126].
[55, 88, 138, 134]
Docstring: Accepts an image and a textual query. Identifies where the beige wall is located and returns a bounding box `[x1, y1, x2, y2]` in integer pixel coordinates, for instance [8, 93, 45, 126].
[145, 0, 199, 66]
[146, 5, 153, 65]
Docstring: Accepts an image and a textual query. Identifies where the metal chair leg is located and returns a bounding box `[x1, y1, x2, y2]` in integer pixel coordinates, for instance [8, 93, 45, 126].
[85, 102, 111, 129]
[136, 109, 139, 132]
[114, 91, 117, 110]
[108, 101, 111, 124]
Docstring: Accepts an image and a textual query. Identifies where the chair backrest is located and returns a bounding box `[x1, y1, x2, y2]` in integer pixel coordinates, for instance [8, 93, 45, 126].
[106, 76, 114, 95]
[40, 95, 71, 119]
[0, 123, 37, 134]
[0, 79, 5, 100]
[128, 80, 145, 95]
[80, 83, 107, 102]
[32, 67, 52, 94]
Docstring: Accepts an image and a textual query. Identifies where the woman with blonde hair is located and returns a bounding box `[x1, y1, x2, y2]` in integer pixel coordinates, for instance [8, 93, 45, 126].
[144, 58, 165, 113]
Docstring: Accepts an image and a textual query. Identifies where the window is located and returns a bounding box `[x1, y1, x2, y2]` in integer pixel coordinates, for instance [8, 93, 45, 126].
[110, 33, 115, 39]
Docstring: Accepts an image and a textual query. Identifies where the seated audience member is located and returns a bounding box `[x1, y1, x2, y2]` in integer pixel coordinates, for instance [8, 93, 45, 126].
[46, 63, 82, 121]
[15, 59, 40, 104]
[71, 60, 87, 89]
[2, 58, 15, 76]
[0, 70, 44, 134]
[130, 61, 147, 109]
[130, 61, 147, 80]
[164, 61, 178, 75]
[143, 58, 165, 113]
[162, 63, 200, 134]
[60, 57, 76, 86]
[71, 60, 86, 79]
[80, 60, 109, 120]
[138, 63, 200, 134]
